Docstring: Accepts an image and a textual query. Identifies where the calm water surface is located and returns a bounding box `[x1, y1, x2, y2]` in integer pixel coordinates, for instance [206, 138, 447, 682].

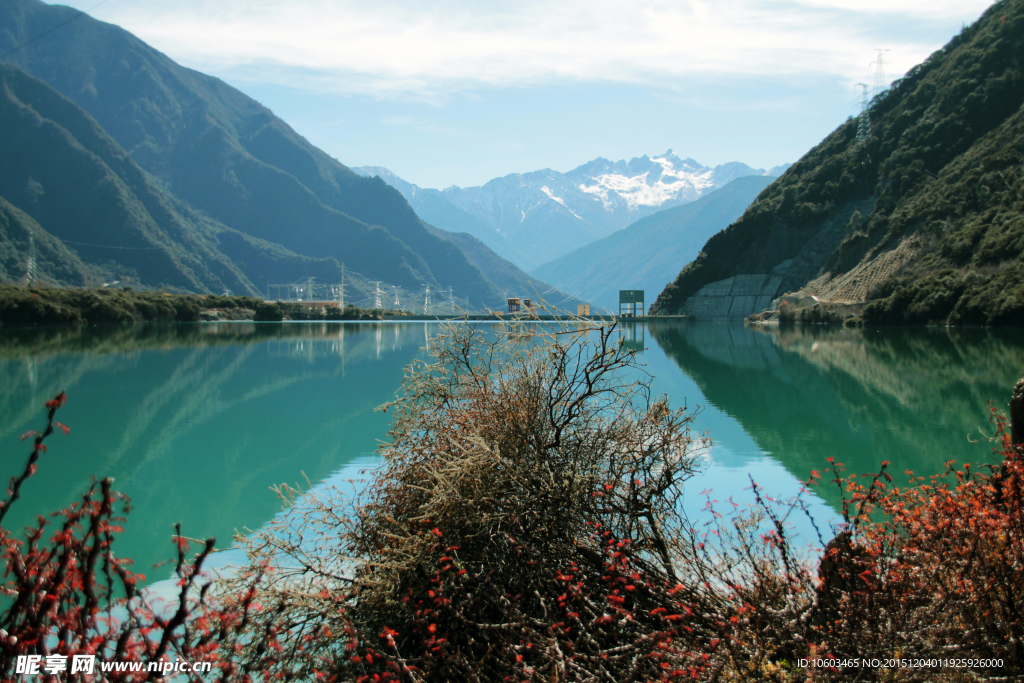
[1, 321, 1021, 585]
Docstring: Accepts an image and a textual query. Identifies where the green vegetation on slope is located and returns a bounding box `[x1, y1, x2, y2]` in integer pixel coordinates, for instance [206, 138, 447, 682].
[0, 62, 260, 294]
[0, 286, 253, 324]
[0, 285, 390, 324]
[424, 225, 584, 308]
[0, 197, 99, 286]
[652, 0, 1024, 325]
[0, 0, 513, 309]
[0, 61, 350, 297]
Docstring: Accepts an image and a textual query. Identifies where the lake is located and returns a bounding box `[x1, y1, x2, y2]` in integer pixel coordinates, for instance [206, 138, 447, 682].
[1, 320, 1021, 585]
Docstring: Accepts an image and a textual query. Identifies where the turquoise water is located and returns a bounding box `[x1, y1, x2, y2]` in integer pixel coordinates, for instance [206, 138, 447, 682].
[1, 321, 1021, 585]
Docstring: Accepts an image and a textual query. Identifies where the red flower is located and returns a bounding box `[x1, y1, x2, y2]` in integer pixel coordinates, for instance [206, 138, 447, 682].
[45, 392, 67, 409]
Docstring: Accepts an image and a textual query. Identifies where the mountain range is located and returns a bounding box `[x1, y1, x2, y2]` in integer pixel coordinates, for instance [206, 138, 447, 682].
[532, 175, 776, 312]
[355, 155, 788, 271]
[651, 0, 1024, 326]
[0, 0, 570, 311]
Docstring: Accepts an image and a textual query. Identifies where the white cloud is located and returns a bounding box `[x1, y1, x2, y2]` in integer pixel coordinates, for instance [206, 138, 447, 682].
[75, 0, 995, 98]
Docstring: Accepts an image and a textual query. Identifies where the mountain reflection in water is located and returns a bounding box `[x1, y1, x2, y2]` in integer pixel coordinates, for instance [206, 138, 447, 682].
[0, 322, 433, 585]
[648, 321, 1024, 513]
[1, 321, 1021, 585]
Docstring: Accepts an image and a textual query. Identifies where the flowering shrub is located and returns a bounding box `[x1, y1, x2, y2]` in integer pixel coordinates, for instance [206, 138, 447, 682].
[818, 405, 1024, 676]
[0, 392, 233, 681]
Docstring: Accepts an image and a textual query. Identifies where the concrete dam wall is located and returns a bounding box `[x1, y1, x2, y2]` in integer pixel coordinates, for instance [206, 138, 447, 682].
[683, 272, 784, 321]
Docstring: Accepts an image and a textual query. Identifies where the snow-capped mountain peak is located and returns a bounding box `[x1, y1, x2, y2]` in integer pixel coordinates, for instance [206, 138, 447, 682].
[353, 152, 788, 270]
[567, 150, 743, 213]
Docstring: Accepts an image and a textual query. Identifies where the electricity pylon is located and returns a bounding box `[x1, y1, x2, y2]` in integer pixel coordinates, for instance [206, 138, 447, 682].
[856, 83, 870, 145]
[871, 49, 889, 99]
[25, 234, 36, 285]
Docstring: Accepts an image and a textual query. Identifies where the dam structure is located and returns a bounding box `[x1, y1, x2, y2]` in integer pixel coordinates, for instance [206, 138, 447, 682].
[681, 260, 791, 321]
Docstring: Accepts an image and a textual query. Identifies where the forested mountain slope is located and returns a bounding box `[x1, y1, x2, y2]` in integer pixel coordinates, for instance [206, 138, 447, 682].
[651, 0, 1024, 326]
[0, 0, 555, 308]
[0, 63, 249, 292]
[0, 196, 98, 286]
[0, 62, 348, 293]
[423, 227, 584, 308]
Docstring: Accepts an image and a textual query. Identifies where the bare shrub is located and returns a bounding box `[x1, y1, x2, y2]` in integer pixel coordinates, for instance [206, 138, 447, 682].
[225, 317, 719, 681]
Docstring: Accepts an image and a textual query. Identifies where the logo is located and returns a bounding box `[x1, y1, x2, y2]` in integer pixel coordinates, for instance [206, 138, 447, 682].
[16, 654, 97, 674]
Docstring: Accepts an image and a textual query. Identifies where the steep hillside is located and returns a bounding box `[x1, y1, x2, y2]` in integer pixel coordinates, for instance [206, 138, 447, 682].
[652, 0, 1024, 325]
[351, 168, 573, 306]
[0, 61, 353, 295]
[0, 197, 98, 286]
[0, 62, 263, 293]
[532, 176, 774, 312]
[0, 0, 513, 308]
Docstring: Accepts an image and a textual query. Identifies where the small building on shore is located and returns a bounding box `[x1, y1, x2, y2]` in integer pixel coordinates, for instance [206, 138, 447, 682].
[618, 290, 645, 317]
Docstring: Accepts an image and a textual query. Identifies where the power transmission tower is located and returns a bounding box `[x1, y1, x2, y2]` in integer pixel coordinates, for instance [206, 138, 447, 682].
[300, 277, 315, 301]
[374, 282, 382, 309]
[871, 49, 889, 100]
[856, 82, 870, 145]
[448, 287, 455, 311]
[392, 286, 400, 310]
[340, 263, 345, 307]
[25, 233, 36, 285]
[424, 286, 431, 315]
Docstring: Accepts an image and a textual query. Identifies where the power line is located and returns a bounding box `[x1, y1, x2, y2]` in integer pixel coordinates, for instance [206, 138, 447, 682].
[0, 0, 115, 61]
[60, 239, 160, 250]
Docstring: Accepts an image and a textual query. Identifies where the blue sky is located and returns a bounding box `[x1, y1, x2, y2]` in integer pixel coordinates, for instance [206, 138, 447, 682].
[64, 0, 996, 188]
